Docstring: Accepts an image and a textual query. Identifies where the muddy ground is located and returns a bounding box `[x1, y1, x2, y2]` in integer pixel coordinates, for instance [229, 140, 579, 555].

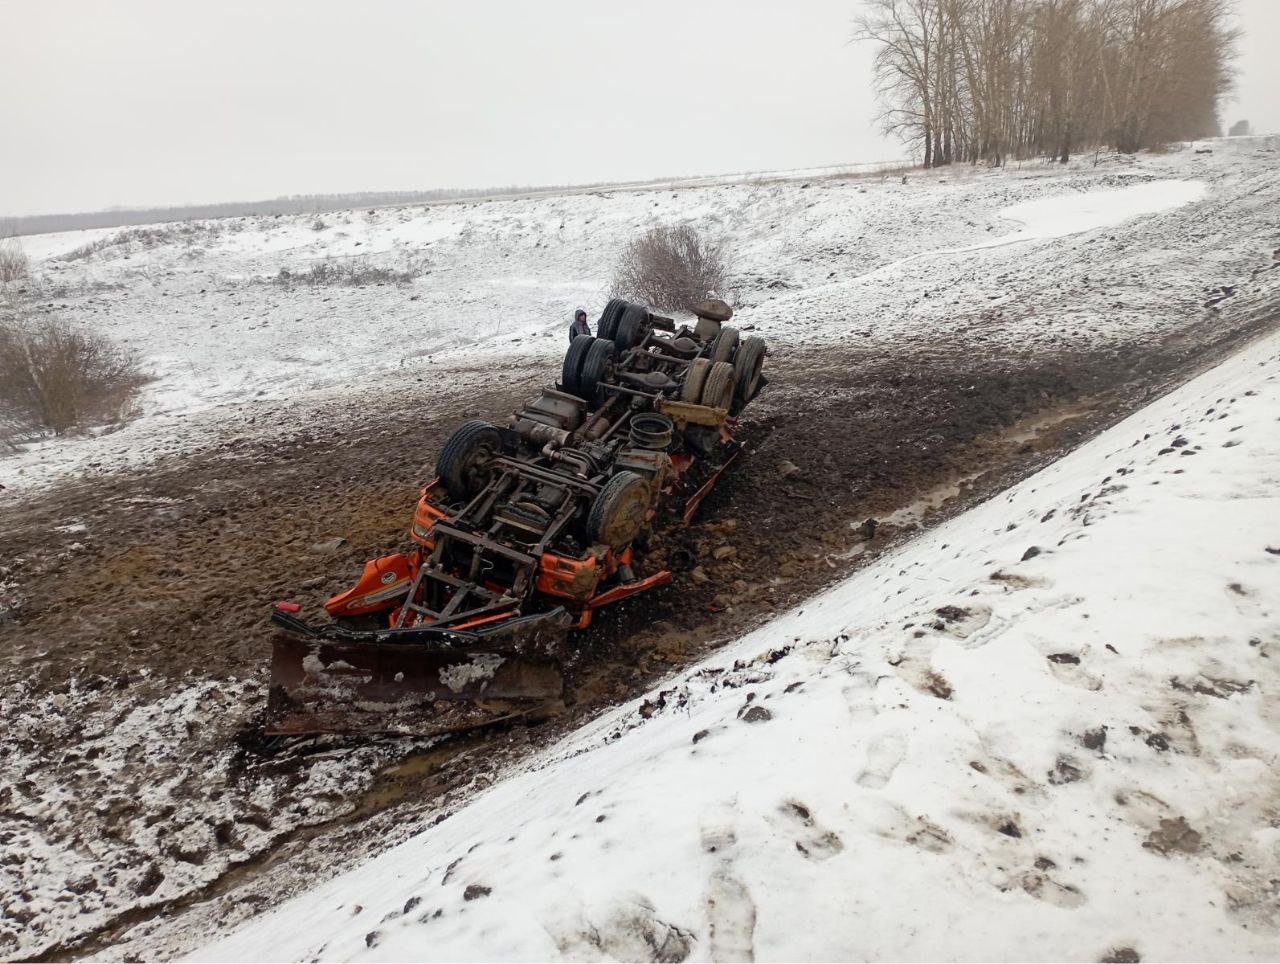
[1, 305, 1276, 961]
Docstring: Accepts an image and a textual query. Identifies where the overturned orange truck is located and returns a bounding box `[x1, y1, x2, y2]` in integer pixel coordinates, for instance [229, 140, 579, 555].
[267, 298, 767, 737]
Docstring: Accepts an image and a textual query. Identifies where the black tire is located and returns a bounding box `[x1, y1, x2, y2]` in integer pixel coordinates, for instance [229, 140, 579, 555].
[710, 326, 739, 364]
[700, 361, 735, 410]
[436, 420, 502, 501]
[561, 335, 594, 394]
[578, 337, 617, 402]
[681, 357, 711, 402]
[733, 335, 766, 403]
[597, 299, 627, 342]
[586, 471, 650, 549]
[615, 303, 649, 349]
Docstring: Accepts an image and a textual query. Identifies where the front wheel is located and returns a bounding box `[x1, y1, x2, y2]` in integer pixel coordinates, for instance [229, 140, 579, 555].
[586, 471, 651, 549]
[436, 420, 502, 501]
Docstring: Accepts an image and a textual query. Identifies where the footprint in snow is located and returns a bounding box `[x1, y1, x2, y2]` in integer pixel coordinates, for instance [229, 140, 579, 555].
[705, 871, 757, 963]
[1015, 869, 1086, 909]
[1100, 945, 1142, 963]
[856, 729, 909, 789]
[989, 569, 1052, 591]
[1041, 649, 1104, 691]
[700, 809, 738, 856]
[1111, 787, 1180, 839]
[969, 753, 1044, 798]
[905, 817, 954, 854]
[891, 657, 955, 700]
[778, 801, 844, 860]
[558, 897, 695, 963]
[1048, 753, 1089, 785]
[929, 603, 993, 647]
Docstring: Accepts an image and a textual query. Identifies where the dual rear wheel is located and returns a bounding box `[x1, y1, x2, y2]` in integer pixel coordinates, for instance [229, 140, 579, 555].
[598, 300, 651, 349]
[565, 313, 767, 410]
[562, 335, 616, 401]
[679, 335, 765, 409]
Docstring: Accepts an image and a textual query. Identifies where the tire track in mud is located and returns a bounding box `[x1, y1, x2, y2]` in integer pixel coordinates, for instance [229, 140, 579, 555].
[3, 306, 1278, 961]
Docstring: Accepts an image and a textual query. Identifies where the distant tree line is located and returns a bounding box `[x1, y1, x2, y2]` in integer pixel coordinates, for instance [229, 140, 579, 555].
[7, 173, 695, 238]
[1, 186, 564, 238]
[855, 0, 1238, 166]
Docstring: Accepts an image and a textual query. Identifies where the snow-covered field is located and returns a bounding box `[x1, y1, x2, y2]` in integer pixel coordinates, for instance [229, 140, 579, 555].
[2, 138, 1278, 961]
[197, 321, 1280, 963]
[3, 137, 1277, 495]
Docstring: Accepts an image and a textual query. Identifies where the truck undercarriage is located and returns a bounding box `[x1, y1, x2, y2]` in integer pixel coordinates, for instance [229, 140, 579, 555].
[266, 298, 767, 737]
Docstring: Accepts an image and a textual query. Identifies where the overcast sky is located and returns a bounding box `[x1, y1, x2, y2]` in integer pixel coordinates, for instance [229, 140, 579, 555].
[2, 0, 1276, 217]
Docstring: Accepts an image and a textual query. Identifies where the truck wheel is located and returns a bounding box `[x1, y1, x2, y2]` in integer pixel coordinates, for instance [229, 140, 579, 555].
[615, 303, 650, 349]
[681, 357, 711, 402]
[710, 326, 739, 364]
[587, 471, 650, 549]
[733, 335, 766, 403]
[578, 338, 617, 402]
[700, 361, 735, 410]
[436, 420, 502, 501]
[562, 334, 595, 394]
[597, 299, 628, 342]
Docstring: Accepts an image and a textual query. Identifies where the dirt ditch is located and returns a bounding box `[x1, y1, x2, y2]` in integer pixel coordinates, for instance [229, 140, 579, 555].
[2, 309, 1276, 961]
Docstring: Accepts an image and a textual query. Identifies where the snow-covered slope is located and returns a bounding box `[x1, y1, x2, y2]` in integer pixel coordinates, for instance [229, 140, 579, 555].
[193, 327, 1280, 960]
[5, 137, 1278, 494]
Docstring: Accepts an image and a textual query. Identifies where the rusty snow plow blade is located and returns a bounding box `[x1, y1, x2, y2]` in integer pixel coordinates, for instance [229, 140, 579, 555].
[265, 608, 572, 737]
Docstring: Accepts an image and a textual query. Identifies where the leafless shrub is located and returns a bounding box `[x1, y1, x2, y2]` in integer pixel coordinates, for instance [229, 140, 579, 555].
[610, 224, 728, 311]
[0, 312, 147, 437]
[0, 238, 29, 282]
[274, 255, 428, 288]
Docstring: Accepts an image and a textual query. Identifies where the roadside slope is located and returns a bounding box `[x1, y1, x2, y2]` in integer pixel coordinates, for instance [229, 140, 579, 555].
[194, 327, 1280, 962]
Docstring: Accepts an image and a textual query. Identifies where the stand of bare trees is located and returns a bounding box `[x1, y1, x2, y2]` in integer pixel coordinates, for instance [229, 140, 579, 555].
[855, 0, 1238, 166]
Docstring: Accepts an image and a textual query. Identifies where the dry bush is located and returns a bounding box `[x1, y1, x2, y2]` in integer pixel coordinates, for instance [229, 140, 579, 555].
[57, 235, 115, 262]
[610, 224, 728, 311]
[275, 255, 428, 287]
[0, 314, 147, 437]
[0, 238, 29, 282]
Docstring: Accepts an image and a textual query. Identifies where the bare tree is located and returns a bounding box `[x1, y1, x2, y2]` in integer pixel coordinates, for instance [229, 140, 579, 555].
[856, 0, 1238, 165]
[856, 0, 942, 166]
